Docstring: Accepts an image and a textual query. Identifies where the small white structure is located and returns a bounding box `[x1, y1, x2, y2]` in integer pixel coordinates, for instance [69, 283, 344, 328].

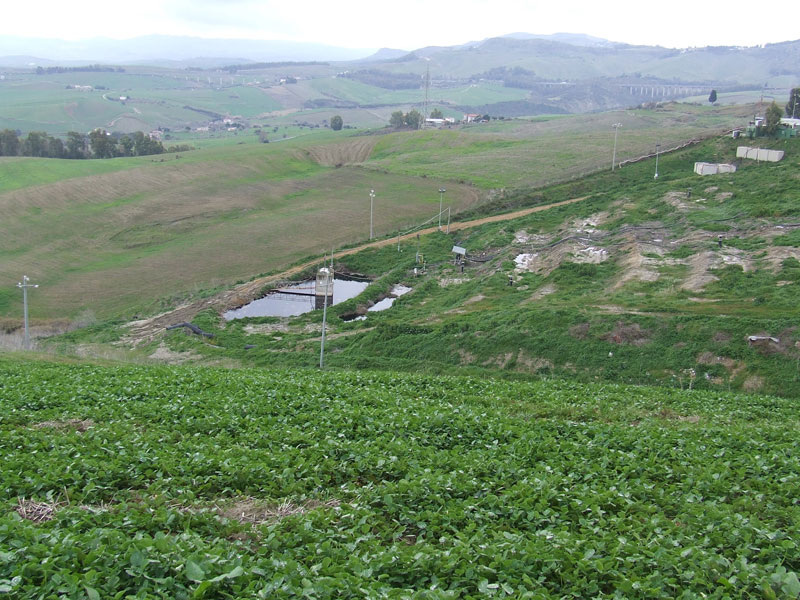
[694, 162, 737, 175]
[780, 118, 800, 129]
[736, 146, 784, 162]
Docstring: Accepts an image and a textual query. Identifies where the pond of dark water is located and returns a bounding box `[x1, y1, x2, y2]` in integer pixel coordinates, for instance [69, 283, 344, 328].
[223, 279, 369, 320]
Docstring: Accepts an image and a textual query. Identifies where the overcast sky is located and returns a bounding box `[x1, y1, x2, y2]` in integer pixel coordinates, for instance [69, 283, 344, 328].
[5, 0, 798, 50]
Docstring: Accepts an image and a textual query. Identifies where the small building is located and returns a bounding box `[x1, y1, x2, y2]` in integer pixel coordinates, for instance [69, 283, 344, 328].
[463, 113, 480, 123]
[694, 162, 737, 175]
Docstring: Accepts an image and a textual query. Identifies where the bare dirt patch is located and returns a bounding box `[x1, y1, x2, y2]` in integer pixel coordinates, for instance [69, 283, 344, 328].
[764, 246, 800, 272]
[610, 242, 661, 291]
[514, 352, 554, 373]
[524, 284, 557, 303]
[149, 342, 202, 364]
[742, 376, 764, 392]
[243, 321, 290, 335]
[216, 498, 340, 525]
[696, 352, 746, 379]
[602, 321, 651, 346]
[304, 138, 378, 167]
[569, 322, 591, 340]
[458, 349, 477, 364]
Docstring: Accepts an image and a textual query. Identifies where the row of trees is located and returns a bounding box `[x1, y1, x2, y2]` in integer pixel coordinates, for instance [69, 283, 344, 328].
[0, 129, 167, 159]
[390, 110, 423, 129]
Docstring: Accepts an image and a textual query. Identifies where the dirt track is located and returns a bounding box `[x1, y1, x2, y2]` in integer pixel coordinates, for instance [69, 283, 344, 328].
[123, 196, 586, 345]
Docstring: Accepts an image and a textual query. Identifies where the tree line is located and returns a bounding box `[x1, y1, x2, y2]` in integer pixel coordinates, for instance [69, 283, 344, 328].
[35, 65, 124, 74]
[0, 129, 173, 159]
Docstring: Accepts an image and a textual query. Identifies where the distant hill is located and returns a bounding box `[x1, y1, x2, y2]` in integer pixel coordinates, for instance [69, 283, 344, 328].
[0, 35, 374, 64]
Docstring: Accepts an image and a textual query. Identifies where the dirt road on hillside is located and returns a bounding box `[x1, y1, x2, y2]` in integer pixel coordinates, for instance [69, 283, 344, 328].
[123, 196, 586, 345]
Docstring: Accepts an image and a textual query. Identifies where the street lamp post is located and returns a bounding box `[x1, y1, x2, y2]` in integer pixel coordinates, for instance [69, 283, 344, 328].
[318, 266, 332, 368]
[369, 189, 375, 240]
[654, 143, 660, 179]
[438, 188, 446, 230]
[611, 123, 622, 171]
[17, 275, 38, 350]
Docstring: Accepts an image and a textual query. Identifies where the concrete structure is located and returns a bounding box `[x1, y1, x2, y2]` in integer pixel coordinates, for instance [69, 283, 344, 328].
[736, 147, 785, 162]
[694, 162, 737, 175]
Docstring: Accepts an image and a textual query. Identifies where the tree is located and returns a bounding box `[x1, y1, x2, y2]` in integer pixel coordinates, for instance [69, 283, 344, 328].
[89, 129, 115, 158]
[708, 89, 717, 103]
[66, 132, 86, 159]
[389, 111, 405, 128]
[786, 87, 800, 118]
[405, 109, 422, 130]
[330, 115, 343, 131]
[119, 135, 134, 157]
[0, 129, 20, 156]
[765, 101, 783, 136]
[23, 131, 47, 157]
[430, 108, 444, 119]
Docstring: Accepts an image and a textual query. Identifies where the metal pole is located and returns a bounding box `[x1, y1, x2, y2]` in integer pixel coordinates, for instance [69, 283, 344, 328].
[369, 189, 375, 240]
[654, 143, 660, 179]
[611, 123, 621, 171]
[438, 188, 446, 230]
[16, 275, 38, 350]
[319, 268, 330, 369]
[446, 207, 450, 234]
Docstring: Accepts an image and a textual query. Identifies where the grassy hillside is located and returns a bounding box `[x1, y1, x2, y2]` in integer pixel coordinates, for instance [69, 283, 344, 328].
[127, 133, 800, 398]
[0, 104, 747, 322]
[1, 355, 798, 598]
[0, 134, 480, 319]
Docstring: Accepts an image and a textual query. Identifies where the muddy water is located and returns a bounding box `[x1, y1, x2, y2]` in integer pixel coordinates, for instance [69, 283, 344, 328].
[224, 279, 368, 320]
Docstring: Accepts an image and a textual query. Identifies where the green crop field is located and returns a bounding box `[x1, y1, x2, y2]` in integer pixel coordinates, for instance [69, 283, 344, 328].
[1, 356, 798, 598]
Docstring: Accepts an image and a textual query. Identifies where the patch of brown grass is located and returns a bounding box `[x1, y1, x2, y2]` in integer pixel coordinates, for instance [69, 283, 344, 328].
[32, 418, 94, 432]
[16, 498, 65, 523]
[215, 498, 340, 525]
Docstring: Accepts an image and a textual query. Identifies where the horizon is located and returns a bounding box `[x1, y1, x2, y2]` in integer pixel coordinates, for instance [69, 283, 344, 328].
[2, 0, 799, 55]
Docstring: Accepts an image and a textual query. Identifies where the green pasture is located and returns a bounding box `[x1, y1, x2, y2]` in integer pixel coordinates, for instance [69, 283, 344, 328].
[366, 104, 752, 189]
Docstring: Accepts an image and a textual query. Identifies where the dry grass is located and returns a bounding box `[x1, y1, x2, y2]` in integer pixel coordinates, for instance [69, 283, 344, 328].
[215, 498, 340, 525]
[16, 498, 66, 523]
[32, 418, 94, 432]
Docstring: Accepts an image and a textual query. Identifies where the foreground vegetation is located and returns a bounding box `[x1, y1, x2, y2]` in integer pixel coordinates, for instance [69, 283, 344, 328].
[1, 355, 798, 598]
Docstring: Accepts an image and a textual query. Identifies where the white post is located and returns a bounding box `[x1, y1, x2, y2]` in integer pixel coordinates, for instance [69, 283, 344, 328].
[654, 143, 660, 179]
[319, 267, 331, 369]
[438, 188, 446, 230]
[369, 189, 375, 240]
[16, 275, 38, 350]
[611, 123, 622, 171]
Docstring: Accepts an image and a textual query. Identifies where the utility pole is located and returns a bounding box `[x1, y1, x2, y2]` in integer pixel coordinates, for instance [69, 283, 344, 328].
[611, 123, 622, 171]
[654, 143, 660, 179]
[369, 189, 375, 240]
[438, 188, 446, 230]
[17, 275, 38, 350]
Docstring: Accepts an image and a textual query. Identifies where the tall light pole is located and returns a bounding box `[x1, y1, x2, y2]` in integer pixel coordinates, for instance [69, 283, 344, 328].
[17, 275, 38, 350]
[611, 123, 622, 171]
[438, 187, 446, 230]
[654, 143, 660, 179]
[318, 266, 332, 368]
[369, 189, 375, 240]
